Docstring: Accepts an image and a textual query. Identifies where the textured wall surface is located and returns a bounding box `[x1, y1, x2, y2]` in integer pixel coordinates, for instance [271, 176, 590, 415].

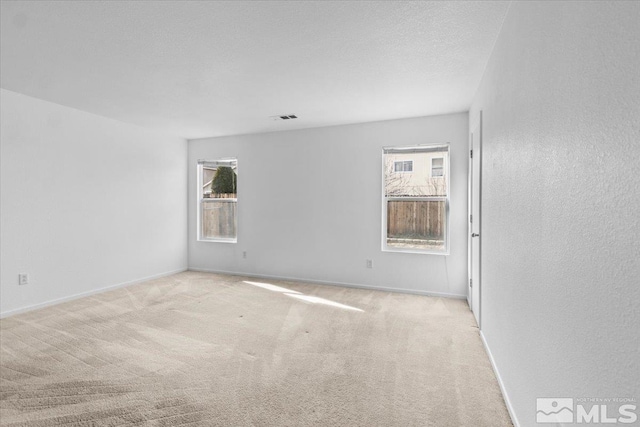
[189, 113, 469, 297]
[0, 90, 188, 316]
[469, 2, 640, 425]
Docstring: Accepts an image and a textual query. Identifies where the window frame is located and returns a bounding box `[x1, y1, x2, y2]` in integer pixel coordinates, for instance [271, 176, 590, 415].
[382, 144, 450, 255]
[431, 157, 444, 177]
[197, 158, 238, 243]
[393, 160, 414, 173]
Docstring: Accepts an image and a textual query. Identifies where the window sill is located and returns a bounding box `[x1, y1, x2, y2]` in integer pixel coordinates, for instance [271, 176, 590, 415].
[197, 238, 237, 244]
[382, 247, 449, 256]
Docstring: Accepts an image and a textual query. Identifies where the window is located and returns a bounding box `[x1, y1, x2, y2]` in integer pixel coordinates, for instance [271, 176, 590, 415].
[394, 160, 413, 172]
[197, 158, 237, 242]
[431, 157, 444, 177]
[383, 145, 449, 254]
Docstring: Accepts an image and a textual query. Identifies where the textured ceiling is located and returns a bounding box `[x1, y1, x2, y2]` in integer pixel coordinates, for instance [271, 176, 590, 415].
[1, 1, 509, 139]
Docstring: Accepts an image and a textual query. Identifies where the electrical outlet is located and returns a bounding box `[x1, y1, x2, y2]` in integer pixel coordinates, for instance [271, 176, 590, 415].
[242, 251, 247, 259]
[366, 259, 373, 269]
[18, 273, 29, 285]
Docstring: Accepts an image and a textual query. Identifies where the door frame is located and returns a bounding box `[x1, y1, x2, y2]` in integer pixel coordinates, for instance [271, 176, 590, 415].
[468, 111, 483, 329]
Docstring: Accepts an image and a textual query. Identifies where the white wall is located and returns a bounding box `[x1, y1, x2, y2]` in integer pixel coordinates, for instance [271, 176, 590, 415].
[189, 113, 468, 297]
[0, 89, 188, 316]
[469, 2, 640, 425]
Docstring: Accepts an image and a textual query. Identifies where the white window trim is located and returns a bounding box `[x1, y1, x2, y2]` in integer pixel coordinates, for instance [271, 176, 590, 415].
[393, 160, 413, 173]
[197, 159, 238, 243]
[431, 157, 444, 177]
[382, 144, 450, 255]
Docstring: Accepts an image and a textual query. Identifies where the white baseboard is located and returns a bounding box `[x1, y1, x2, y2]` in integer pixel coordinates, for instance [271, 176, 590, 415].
[480, 331, 520, 427]
[0, 268, 187, 319]
[188, 267, 467, 300]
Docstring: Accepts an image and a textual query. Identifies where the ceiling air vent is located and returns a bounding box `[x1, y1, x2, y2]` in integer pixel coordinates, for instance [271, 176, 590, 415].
[270, 114, 298, 121]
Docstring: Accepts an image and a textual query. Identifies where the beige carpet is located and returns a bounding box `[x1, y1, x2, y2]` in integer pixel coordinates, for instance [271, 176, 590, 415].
[0, 271, 511, 426]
